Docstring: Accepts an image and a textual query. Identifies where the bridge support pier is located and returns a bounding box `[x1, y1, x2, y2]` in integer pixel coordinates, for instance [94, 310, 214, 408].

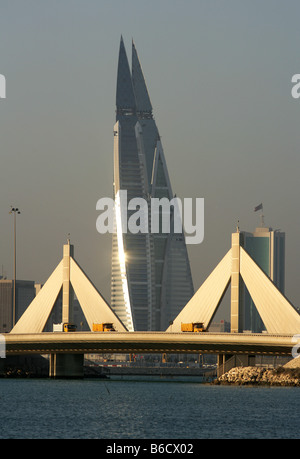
[49, 353, 84, 379]
[0, 359, 5, 376]
[217, 354, 256, 377]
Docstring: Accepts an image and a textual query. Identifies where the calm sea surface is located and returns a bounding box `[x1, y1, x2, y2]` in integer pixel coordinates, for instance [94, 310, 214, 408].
[0, 377, 299, 439]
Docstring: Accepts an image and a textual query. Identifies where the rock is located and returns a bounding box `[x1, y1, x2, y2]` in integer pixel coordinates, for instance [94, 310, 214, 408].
[215, 366, 300, 386]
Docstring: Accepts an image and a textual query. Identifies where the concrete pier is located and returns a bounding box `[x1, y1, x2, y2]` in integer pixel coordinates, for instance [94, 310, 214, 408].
[49, 353, 84, 379]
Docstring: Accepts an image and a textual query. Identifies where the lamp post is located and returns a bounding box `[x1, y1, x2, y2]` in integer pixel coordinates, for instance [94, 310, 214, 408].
[9, 206, 20, 327]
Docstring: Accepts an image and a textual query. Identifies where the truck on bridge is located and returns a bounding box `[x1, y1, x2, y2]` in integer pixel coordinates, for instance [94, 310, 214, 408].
[53, 323, 77, 332]
[92, 323, 116, 332]
[181, 322, 206, 332]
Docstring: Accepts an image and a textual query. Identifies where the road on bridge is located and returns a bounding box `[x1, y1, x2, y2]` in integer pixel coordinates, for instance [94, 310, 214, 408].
[4, 331, 295, 357]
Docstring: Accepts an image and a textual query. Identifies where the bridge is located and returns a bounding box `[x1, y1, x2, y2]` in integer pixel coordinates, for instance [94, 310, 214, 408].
[4, 331, 296, 378]
[5, 331, 295, 356]
[5, 233, 300, 378]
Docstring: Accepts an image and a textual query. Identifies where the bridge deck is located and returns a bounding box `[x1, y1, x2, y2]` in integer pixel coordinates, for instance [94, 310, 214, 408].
[4, 332, 295, 356]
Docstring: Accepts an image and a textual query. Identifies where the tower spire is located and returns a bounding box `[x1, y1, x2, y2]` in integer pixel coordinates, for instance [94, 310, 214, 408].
[116, 36, 136, 117]
[132, 40, 153, 116]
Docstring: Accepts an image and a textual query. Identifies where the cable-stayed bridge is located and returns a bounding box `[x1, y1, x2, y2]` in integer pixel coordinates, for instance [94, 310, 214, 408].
[5, 235, 300, 378]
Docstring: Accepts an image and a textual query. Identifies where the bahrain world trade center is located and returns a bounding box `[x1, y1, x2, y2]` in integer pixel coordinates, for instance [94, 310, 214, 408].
[111, 37, 194, 331]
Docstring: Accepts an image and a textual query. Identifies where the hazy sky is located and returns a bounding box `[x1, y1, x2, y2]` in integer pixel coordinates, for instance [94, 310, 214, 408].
[1, 1, 300, 319]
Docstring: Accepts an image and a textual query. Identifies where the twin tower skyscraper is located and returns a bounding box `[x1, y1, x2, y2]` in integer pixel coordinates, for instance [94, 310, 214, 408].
[110, 37, 194, 331]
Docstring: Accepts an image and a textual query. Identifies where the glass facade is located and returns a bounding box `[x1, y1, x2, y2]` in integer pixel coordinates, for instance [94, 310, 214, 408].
[242, 227, 285, 332]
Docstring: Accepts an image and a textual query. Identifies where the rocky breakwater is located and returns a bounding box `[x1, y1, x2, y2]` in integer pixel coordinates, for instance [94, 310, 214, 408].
[215, 365, 300, 386]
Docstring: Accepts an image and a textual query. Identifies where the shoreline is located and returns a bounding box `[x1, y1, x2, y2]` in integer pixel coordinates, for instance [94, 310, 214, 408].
[214, 366, 300, 386]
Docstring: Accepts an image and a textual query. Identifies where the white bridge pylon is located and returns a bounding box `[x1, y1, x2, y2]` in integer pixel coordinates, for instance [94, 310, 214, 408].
[10, 242, 127, 334]
[168, 231, 300, 335]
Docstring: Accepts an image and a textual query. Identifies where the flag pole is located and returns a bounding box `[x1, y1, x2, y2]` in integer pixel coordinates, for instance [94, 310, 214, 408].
[254, 203, 264, 227]
[260, 209, 265, 227]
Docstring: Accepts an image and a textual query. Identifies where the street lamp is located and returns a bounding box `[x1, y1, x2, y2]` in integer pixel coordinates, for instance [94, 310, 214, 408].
[9, 206, 21, 327]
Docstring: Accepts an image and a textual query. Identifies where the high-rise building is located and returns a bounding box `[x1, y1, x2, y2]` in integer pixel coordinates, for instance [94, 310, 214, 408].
[241, 225, 285, 332]
[111, 37, 194, 331]
[0, 279, 36, 333]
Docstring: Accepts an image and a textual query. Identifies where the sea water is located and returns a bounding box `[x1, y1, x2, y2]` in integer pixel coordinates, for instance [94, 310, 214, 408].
[0, 378, 299, 439]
